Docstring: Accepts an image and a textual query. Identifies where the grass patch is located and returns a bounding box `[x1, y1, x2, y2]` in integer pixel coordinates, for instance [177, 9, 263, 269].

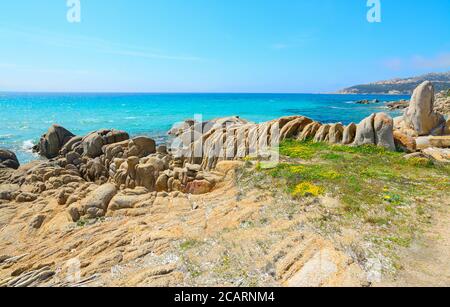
[249, 139, 450, 261]
[180, 239, 201, 251]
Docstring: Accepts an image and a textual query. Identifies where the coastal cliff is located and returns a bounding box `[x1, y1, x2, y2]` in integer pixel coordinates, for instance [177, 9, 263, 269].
[0, 81, 449, 287]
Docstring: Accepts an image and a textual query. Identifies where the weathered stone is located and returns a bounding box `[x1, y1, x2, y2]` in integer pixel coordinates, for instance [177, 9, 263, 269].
[155, 174, 169, 192]
[186, 180, 213, 195]
[280, 117, 313, 140]
[353, 114, 376, 146]
[82, 129, 129, 158]
[81, 183, 118, 218]
[0, 149, 20, 169]
[327, 123, 344, 144]
[34, 125, 75, 159]
[0, 184, 20, 200]
[16, 192, 38, 203]
[109, 194, 145, 211]
[342, 123, 357, 145]
[298, 122, 321, 141]
[374, 113, 396, 151]
[29, 215, 46, 229]
[393, 131, 417, 153]
[314, 125, 330, 142]
[404, 81, 445, 136]
[422, 147, 450, 162]
[429, 136, 450, 148]
[67, 206, 80, 222]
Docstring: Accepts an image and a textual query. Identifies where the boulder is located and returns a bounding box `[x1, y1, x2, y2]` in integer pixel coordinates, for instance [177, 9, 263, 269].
[0, 149, 20, 169]
[0, 184, 20, 200]
[155, 174, 169, 192]
[34, 125, 75, 159]
[342, 123, 357, 145]
[280, 117, 313, 140]
[314, 125, 330, 142]
[393, 131, 416, 153]
[403, 81, 445, 136]
[429, 136, 450, 148]
[298, 122, 321, 141]
[127, 137, 156, 157]
[415, 136, 432, 150]
[60, 136, 83, 155]
[353, 114, 376, 146]
[81, 183, 118, 218]
[29, 215, 46, 229]
[16, 192, 38, 203]
[374, 113, 396, 151]
[422, 147, 450, 163]
[82, 129, 129, 158]
[186, 180, 213, 195]
[109, 194, 146, 211]
[327, 123, 344, 144]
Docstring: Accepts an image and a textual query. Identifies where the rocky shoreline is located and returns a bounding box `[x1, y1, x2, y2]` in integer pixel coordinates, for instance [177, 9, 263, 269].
[0, 81, 449, 287]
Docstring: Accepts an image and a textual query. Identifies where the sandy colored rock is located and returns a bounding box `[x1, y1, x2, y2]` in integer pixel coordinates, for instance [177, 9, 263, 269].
[186, 180, 213, 195]
[393, 131, 417, 153]
[314, 124, 330, 142]
[404, 81, 445, 136]
[298, 122, 321, 141]
[353, 114, 376, 146]
[342, 123, 357, 145]
[81, 183, 118, 218]
[327, 123, 344, 144]
[374, 113, 396, 151]
[429, 136, 450, 148]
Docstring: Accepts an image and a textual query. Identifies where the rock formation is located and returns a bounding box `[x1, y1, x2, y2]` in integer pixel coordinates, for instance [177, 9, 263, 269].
[403, 81, 446, 136]
[0, 149, 20, 170]
[33, 125, 75, 159]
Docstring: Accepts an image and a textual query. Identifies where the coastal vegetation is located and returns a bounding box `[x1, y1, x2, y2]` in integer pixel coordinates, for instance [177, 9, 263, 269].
[243, 139, 450, 272]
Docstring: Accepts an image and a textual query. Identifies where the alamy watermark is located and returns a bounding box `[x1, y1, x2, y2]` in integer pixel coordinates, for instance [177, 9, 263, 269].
[67, 0, 81, 23]
[367, 0, 382, 23]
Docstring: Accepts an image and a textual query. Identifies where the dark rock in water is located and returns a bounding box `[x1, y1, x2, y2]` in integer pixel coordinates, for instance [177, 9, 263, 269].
[34, 125, 75, 159]
[355, 99, 380, 105]
[0, 149, 20, 169]
[386, 100, 409, 110]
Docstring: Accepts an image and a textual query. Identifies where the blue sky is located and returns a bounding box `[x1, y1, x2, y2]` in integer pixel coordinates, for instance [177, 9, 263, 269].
[0, 0, 449, 93]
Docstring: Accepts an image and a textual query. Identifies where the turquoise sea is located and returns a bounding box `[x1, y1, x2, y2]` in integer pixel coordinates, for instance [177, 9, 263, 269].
[0, 93, 410, 163]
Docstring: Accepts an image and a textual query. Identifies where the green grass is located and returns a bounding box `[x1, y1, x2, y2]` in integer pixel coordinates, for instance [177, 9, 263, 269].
[180, 239, 201, 251]
[251, 139, 450, 258]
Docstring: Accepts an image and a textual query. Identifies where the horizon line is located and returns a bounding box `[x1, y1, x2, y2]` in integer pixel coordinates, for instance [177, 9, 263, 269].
[0, 90, 410, 96]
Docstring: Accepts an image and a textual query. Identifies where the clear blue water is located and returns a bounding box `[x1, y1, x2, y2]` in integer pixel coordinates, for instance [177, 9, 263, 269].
[0, 93, 410, 163]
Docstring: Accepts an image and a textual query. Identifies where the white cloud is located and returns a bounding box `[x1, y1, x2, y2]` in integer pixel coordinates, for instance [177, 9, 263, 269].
[0, 26, 204, 62]
[411, 53, 450, 69]
[383, 53, 450, 70]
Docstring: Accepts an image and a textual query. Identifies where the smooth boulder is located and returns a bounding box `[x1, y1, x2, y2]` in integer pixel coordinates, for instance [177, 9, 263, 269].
[0, 149, 20, 169]
[353, 113, 396, 151]
[82, 129, 129, 158]
[374, 113, 396, 151]
[403, 81, 445, 136]
[34, 125, 75, 159]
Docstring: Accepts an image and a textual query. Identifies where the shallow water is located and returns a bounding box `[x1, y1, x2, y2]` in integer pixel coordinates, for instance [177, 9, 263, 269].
[0, 93, 409, 163]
